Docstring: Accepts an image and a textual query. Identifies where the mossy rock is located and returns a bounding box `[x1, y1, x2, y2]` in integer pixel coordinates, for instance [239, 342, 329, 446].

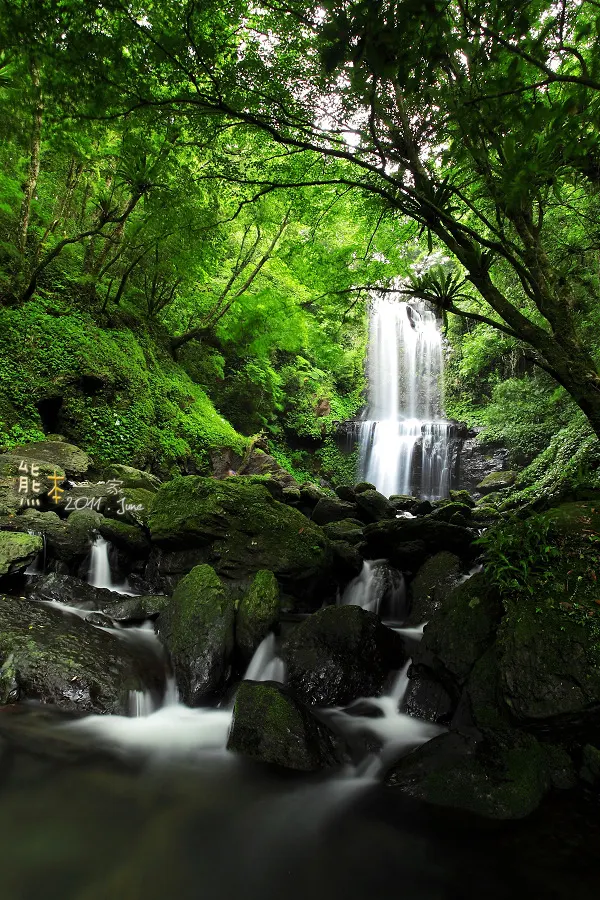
[236, 570, 280, 663]
[312, 496, 358, 526]
[471, 505, 501, 525]
[354, 489, 396, 523]
[12, 508, 102, 564]
[104, 488, 155, 528]
[98, 518, 150, 557]
[149, 476, 333, 600]
[407, 551, 462, 626]
[12, 441, 90, 478]
[477, 470, 518, 494]
[104, 594, 170, 621]
[389, 495, 417, 511]
[0, 596, 163, 712]
[157, 564, 235, 705]
[387, 729, 550, 820]
[429, 502, 473, 523]
[0, 453, 67, 515]
[322, 518, 364, 545]
[227, 680, 344, 771]
[449, 490, 476, 508]
[363, 517, 475, 568]
[354, 482, 377, 494]
[283, 605, 406, 707]
[101, 464, 162, 492]
[417, 572, 502, 687]
[0, 532, 43, 576]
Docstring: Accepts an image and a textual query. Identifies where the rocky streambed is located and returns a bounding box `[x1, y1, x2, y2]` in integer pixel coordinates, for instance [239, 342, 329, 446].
[0, 440, 599, 898]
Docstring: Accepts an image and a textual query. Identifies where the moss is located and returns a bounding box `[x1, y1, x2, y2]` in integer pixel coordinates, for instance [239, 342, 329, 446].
[0, 532, 43, 575]
[236, 570, 280, 660]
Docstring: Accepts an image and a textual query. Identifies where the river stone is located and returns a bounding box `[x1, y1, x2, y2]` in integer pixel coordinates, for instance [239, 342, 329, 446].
[0, 532, 43, 576]
[12, 441, 90, 478]
[363, 517, 475, 568]
[236, 570, 280, 663]
[27, 572, 131, 611]
[312, 496, 358, 526]
[322, 519, 364, 545]
[416, 573, 502, 689]
[476, 470, 518, 494]
[449, 490, 476, 508]
[389, 495, 417, 511]
[354, 489, 396, 523]
[104, 487, 155, 528]
[157, 564, 235, 705]
[149, 476, 333, 601]
[429, 502, 473, 523]
[227, 680, 344, 771]
[330, 540, 363, 582]
[283, 605, 406, 707]
[10, 508, 103, 566]
[101, 464, 162, 492]
[354, 482, 377, 494]
[407, 552, 462, 626]
[335, 486, 356, 503]
[103, 594, 170, 621]
[98, 518, 149, 557]
[0, 596, 162, 713]
[387, 729, 551, 820]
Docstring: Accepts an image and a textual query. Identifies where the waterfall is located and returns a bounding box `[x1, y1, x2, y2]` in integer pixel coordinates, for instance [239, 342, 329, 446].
[88, 535, 135, 595]
[358, 296, 452, 499]
[243, 633, 286, 683]
[340, 560, 407, 622]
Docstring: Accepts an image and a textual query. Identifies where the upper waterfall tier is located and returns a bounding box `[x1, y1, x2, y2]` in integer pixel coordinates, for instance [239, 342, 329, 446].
[358, 296, 451, 500]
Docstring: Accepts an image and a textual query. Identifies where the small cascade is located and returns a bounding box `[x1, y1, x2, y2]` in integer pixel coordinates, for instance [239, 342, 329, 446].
[358, 295, 452, 499]
[341, 560, 407, 622]
[243, 633, 285, 683]
[88, 535, 135, 595]
[25, 532, 46, 575]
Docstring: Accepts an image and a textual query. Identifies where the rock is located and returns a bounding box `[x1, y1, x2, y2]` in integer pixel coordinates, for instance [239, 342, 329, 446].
[387, 729, 551, 820]
[362, 518, 475, 569]
[335, 486, 356, 503]
[97, 518, 149, 557]
[402, 667, 454, 725]
[0, 454, 66, 515]
[27, 572, 132, 612]
[281, 487, 301, 504]
[157, 565, 235, 705]
[472, 506, 502, 525]
[477, 470, 518, 494]
[12, 441, 90, 478]
[389, 495, 417, 512]
[227, 681, 344, 771]
[429, 502, 473, 523]
[104, 594, 170, 621]
[144, 547, 207, 594]
[10, 508, 101, 566]
[354, 482, 377, 494]
[580, 744, 600, 784]
[322, 518, 364, 545]
[104, 488, 155, 528]
[412, 499, 434, 516]
[283, 605, 406, 707]
[0, 596, 163, 713]
[495, 503, 600, 738]
[330, 541, 363, 582]
[354, 489, 396, 523]
[236, 570, 280, 663]
[299, 483, 327, 509]
[149, 477, 333, 601]
[211, 446, 299, 489]
[101, 464, 162, 492]
[457, 437, 509, 495]
[449, 490, 476, 508]
[407, 552, 463, 625]
[417, 573, 502, 689]
[0, 532, 43, 576]
[312, 497, 358, 526]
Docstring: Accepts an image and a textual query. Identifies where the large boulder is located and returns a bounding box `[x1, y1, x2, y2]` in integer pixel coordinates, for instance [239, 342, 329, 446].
[13, 508, 103, 567]
[407, 552, 463, 625]
[362, 517, 475, 569]
[322, 518, 364, 546]
[0, 454, 66, 515]
[387, 729, 551, 820]
[12, 441, 90, 478]
[283, 605, 406, 707]
[0, 596, 163, 713]
[157, 564, 235, 705]
[227, 680, 344, 771]
[354, 489, 396, 523]
[149, 477, 333, 600]
[416, 573, 502, 691]
[495, 504, 600, 738]
[26, 573, 167, 621]
[311, 497, 358, 526]
[0, 532, 43, 576]
[100, 464, 162, 492]
[476, 470, 518, 494]
[211, 446, 299, 489]
[235, 570, 280, 663]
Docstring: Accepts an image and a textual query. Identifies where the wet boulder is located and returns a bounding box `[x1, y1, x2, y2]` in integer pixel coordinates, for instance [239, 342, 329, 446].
[407, 551, 463, 625]
[283, 605, 406, 707]
[354, 482, 377, 493]
[335, 486, 356, 503]
[429, 502, 473, 524]
[362, 517, 475, 569]
[354, 489, 396, 523]
[100, 464, 162, 492]
[322, 518, 364, 546]
[227, 680, 345, 771]
[97, 518, 150, 557]
[0, 596, 163, 713]
[389, 495, 417, 512]
[449, 490, 476, 508]
[26, 572, 141, 614]
[330, 541, 363, 583]
[157, 564, 235, 706]
[102, 594, 170, 621]
[387, 729, 551, 820]
[12, 441, 90, 478]
[149, 476, 333, 601]
[312, 496, 358, 526]
[0, 532, 42, 576]
[236, 570, 280, 663]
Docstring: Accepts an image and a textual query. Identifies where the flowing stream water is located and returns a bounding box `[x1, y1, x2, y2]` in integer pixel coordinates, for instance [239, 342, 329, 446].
[358, 296, 452, 499]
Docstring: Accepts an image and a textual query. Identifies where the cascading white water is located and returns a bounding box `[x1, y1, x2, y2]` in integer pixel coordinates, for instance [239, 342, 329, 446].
[340, 560, 407, 622]
[88, 535, 135, 595]
[243, 633, 286, 683]
[358, 296, 452, 499]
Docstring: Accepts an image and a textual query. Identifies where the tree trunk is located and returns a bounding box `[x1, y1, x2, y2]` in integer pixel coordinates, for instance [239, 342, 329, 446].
[17, 60, 43, 255]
